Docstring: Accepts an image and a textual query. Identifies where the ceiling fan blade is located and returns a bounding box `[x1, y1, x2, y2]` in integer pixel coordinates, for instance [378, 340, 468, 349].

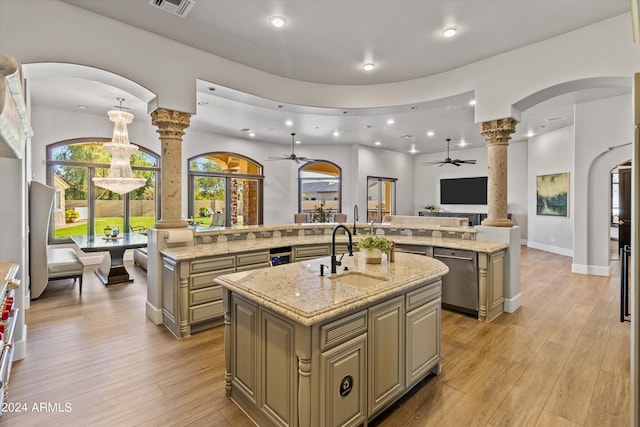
[266, 156, 287, 161]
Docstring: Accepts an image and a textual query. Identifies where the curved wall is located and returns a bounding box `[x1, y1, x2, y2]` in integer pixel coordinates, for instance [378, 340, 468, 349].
[1, 1, 637, 123]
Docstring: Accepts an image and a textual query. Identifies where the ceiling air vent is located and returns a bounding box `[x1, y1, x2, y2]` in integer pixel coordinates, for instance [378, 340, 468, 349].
[544, 115, 567, 122]
[149, 0, 195, 18]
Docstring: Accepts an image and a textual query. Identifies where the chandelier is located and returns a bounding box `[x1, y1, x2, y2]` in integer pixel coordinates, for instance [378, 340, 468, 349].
[92, 98, 146, 194]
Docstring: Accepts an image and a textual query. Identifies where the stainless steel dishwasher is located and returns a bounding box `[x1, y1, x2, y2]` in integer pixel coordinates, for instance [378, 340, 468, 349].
[434, 247, 478, 316]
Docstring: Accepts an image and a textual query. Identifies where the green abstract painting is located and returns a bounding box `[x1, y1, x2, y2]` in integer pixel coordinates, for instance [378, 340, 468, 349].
[536, 172, 569, 216]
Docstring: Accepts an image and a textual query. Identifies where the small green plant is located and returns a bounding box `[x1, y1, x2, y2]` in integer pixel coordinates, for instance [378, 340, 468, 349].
[198, 206, 211, 217]
[65, 208, 80, 222]
[356, 234, 393, 252]
[424, 205, 438, 212]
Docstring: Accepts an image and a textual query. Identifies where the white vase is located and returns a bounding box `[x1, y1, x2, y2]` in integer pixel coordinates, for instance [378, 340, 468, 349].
[364, 248, 382, 264]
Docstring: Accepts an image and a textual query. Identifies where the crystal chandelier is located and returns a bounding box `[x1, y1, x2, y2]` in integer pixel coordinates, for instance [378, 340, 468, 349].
[93, 98, 146, 194]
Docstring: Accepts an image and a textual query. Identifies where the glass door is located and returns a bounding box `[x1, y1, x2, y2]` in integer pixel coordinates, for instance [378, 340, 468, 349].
[367, 176, 396, 223]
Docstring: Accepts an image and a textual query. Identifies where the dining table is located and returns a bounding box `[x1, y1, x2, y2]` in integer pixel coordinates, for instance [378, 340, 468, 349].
[71, 232, 148, 286]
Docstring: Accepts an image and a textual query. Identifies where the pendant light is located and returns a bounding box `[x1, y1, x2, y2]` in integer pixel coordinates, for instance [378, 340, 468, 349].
[92, 98, 146, 194]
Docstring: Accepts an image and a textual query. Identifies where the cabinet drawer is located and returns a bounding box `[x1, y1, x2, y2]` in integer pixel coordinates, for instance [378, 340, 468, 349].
[406, 280, 441, 311]
[190, 300, 224, 324]
[294, 245, 330, 260]
[190, 286, 223, 306]
[319, 310, 367, 351]
[190, 256, 235, 274]
[236, 251, 270, 267]
[190, 268, 235, 290]
[236, 262, 271, 272]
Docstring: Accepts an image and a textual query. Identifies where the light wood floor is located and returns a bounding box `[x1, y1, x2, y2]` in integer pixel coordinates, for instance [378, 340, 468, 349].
[3, 247, 630, 426]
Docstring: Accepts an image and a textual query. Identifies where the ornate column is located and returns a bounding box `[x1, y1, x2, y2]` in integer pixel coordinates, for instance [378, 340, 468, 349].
[150, 108, 191, 229]
[480, 117, 517, 227]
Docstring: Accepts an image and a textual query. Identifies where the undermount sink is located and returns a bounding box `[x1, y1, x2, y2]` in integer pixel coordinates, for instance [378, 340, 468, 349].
[330, 271, 389, 288]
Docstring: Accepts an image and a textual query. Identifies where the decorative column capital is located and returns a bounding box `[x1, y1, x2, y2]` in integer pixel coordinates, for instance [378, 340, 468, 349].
[479, 117, 517, 146]
[150, 108, 191, 139]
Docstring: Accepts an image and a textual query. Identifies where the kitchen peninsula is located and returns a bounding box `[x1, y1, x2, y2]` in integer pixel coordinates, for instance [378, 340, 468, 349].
[215, 251, 448, 426]
[158, 222, 507, 339]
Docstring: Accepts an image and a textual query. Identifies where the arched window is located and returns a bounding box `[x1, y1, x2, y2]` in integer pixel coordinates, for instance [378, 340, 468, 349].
[298, 161, 342, 221]
[188, 153, 264, 227]
[47, 138, 160, 241]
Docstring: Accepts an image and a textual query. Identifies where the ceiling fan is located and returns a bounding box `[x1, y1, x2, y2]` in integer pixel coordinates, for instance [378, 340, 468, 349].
[421, 138, 477, 167]
[266, 133, 320, 164]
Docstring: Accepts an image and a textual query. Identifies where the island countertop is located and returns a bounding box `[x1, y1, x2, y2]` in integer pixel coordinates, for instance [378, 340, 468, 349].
[214, 251, 448, 326]
[161, 233, 508, 261]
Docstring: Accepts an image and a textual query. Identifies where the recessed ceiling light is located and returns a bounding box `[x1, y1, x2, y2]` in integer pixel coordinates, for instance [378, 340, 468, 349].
[295, 139, 301, 144]
[269, 16, 287, 28]
[362, 63, 375, 71]
[386, 118, 395, 125]
[77, 104, 87, 110]
[426, 131, 435, 137]
[468, 99, 476, 106]
[197, 101, 208, 106]
[443, 27, 458, 38]
[333, 130, 340, 137]
[459, 140, 466, 147]
[248, 132, 256, 138]
[409, 143, 417, 154]
[374, 141, 381, 146]
[526, 131, 535, 137]
[285, 120, 293, 127]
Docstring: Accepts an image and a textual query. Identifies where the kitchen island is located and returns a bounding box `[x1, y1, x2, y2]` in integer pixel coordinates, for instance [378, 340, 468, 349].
[215, 251, 448, 427]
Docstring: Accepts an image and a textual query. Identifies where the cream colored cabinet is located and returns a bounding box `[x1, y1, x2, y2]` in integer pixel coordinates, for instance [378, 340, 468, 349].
[406, 297, 441, 386]
[293, 244, 330, 262]
[394, 243, 433, 257]
[368, 295, 404, 416]
[162, 251, 269, 339]
[224, 277, 442, 427]
[320, 334, 367, 427]
[231, 294, 258, 402]
[260, 310, 297, 426]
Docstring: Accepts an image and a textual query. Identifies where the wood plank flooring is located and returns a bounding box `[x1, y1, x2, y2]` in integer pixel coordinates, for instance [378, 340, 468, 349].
[2, 247, 630, 426]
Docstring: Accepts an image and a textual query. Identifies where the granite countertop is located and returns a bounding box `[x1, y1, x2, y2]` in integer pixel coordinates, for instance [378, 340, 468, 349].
[160, 233, 508, 261]
[214, 252, 448, 326]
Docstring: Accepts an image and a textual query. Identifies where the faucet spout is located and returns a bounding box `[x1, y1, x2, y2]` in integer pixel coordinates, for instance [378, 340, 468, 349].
[353, 204, 358, 235]
[331, 224, 353, 274]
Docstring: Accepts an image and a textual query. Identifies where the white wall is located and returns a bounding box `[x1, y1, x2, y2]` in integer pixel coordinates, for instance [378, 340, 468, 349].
[357, 145, 415, 218]
[573, 94, 633, 275]
[413, 142, 528, 239]
[527, 126, 575, 256]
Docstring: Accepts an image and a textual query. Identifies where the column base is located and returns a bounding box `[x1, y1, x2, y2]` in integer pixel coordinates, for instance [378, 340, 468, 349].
[155, 219, 189, 229]
[481, 217, 513, 227]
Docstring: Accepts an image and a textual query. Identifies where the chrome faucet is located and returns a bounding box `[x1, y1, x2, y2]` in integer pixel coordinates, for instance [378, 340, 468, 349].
[331, 224, 353, 274]
[353, 204, 358, 235]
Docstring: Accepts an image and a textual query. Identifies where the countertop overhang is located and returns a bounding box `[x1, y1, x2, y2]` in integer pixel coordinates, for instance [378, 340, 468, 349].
[161, 232, 508, 261]
[215, 252, 448, 326]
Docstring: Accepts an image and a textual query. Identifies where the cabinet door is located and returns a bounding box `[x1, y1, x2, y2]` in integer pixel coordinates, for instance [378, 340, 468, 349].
[368, 295, 404, 416]
[260, 310, 296, 426]
[321, 334, 367, 427]
[406, 297, 441, 387]
[231, 296, 258, 403]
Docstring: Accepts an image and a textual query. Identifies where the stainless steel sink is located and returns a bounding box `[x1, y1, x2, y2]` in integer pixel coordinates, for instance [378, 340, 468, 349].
[330, 271, 388, 288]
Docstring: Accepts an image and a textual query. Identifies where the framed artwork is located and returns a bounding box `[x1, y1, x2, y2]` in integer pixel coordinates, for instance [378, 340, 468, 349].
[536, 172, 569, 216]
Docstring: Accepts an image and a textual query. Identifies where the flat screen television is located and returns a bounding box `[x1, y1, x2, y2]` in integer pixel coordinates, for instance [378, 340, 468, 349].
[440, 176, 488, 205]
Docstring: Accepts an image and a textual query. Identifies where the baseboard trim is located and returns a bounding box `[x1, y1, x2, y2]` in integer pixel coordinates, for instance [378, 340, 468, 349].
[571, 263, 611, 277]
[13, 325, 27, 361]
[504, 293, 521, 313]
[527, 241, 573, 257]
[146, 300, 163, 325]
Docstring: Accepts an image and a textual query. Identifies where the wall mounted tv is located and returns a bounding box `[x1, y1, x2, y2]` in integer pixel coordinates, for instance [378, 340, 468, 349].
[440, 176, 488, 205]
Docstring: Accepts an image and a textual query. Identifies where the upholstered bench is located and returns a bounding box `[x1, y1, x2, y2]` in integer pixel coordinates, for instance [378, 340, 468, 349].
[133, 248, 148, 271]
[47, 247, 84, 293]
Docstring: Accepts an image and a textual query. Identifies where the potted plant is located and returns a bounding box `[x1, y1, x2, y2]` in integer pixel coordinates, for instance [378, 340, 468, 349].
[356, 234, 393, 264]
[65, 208, 80, 223]
[424, 205, 438, 213]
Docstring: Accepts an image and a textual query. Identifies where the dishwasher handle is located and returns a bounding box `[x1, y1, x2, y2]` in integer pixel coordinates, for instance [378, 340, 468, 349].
[434, 254, 474, 262]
